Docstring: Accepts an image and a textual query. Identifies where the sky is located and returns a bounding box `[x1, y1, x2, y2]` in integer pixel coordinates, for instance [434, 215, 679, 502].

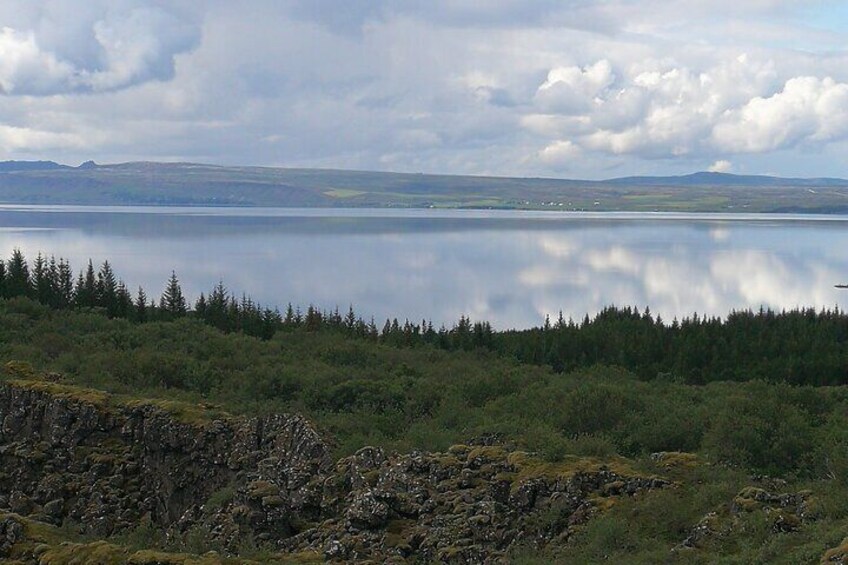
[1, 0, 848, 179]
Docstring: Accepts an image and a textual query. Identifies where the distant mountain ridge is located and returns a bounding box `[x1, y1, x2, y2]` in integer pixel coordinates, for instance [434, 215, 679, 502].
[0, 160, 74, 172]
[607, 171, 848, 187]
[0, 160, 847, 212]
[3, 160, 847, 186]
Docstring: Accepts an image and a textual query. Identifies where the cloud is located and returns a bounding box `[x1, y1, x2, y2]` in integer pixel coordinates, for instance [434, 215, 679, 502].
[709, 159, 732, 172]
[528, 54, 848, 163]
[713, 76, 848, 152]
[0, 124, 86, 151]
[0, 28, 74, 95]
[0, 2, 200, 95]
[2, 1, 848, 177]
[538, 140, 582, 164]
[535, 60, 615, 114]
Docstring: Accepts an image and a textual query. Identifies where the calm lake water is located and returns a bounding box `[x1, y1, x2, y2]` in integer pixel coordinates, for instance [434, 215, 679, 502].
[0, 205, 846, 329]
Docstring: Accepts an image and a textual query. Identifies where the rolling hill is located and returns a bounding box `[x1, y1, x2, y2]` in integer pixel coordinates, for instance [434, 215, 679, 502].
[1, 160, 847, 213]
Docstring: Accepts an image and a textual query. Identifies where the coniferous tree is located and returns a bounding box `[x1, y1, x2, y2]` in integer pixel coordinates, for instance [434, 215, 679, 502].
[284, 303, 296, 328]
[195, 293, 207, 317]
[344, 306, 357, 334]
[115, 281, 132, 319]
[135, 286, 148, 322]
[6, 249, 31, 297]
[367, 317, 378, 340]
[160, 271, 187, 317]
[75, 260, 98, 308]
[206, 281, 229, 330]
[55, 259, 75, 309]
[32, 253, 52, 305]
[97, 261, 118, 316]
[46, 256, 60, 308]
[305, 305, 322, 331]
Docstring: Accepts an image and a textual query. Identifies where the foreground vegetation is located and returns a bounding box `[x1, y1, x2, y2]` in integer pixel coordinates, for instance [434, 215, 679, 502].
[3, 296, 847, 480]
[1, 249, 848, 561]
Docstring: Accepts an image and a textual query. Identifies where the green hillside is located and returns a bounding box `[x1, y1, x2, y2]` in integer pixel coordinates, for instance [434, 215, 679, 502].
[1, 161, 848, 212]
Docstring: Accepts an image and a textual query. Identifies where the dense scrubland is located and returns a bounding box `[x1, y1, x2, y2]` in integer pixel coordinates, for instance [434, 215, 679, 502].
[1, 249, 848, 562]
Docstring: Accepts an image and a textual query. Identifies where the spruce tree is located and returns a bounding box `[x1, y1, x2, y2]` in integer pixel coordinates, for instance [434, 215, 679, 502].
[56, 259, 75, 308]
[115, 281, 132, 319]
[32, 253, 52, 305]
[6, 249, 31, 297]
[75, 260, 98, 308]
[206, 281, 228, 330]
[97, 261, 118, 316]
[135, 287, 148, 322]
[160, 271, 187, 317]
[195, 293, 207, 317]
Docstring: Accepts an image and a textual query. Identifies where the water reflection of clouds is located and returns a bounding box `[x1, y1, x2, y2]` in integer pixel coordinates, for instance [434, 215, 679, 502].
[709, 227, 731, 242]
[530, 228, 848, 324]
[0, 211, 846, 329]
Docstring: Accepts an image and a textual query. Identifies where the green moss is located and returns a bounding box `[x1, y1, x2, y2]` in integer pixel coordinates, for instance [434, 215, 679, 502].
[588, 495, 618, 513]
[127, 549, 232, 564]
[363, 469, 381, 486]
[432, 454, 462, 468]
[447, 444, 470, 456]
[204, 486, 236, 511]
[3, 361, 37, 380]
[384, 518, 416, 549]
[10, 379, 110, 407]
[494, 471, 517, 483]
[822, 537, 848, 563]
[512, 455, 642, 486]
[653, 452, 700, 469]
[269, 551, 323, 564]
[272, 550, 323, 563]
[733, 487, 768, 512]
[261, 495, 285, 508]
[39, 541, 129, 565]
[247, 480, 280, 499]
[3, 378, 231, 427]
[123, 398, 228, 427]
[466, 446, 508, 462]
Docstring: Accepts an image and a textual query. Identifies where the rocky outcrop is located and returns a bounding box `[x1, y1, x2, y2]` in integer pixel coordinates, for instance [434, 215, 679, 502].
[274, 444, 669, 562]
[0, 379, 330, 540]
[0, 378, 669, 563]
[675, 485, 822, 553]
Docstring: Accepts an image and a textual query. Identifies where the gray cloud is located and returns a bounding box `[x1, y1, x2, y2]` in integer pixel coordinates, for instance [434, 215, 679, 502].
[0, 1, 200, 95]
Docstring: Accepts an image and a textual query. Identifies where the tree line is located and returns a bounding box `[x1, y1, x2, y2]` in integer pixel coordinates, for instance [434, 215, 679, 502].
[1, 249, 846, 386]
[0, 249, 493, 343]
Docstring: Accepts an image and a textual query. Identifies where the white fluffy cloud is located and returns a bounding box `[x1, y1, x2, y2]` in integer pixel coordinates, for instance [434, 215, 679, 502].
[535, 60, 615, 114]
[708, 160, 732, 173]
[713, 77, 848, 152]
[531, 54, 848, 164]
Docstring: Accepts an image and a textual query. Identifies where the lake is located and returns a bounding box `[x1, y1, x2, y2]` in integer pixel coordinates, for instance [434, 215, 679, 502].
[0, 205, 846, 329]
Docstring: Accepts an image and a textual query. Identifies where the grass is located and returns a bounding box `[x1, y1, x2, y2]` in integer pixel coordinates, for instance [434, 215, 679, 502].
[323, 188, 367, 198]
[2, 376, 231, 428]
